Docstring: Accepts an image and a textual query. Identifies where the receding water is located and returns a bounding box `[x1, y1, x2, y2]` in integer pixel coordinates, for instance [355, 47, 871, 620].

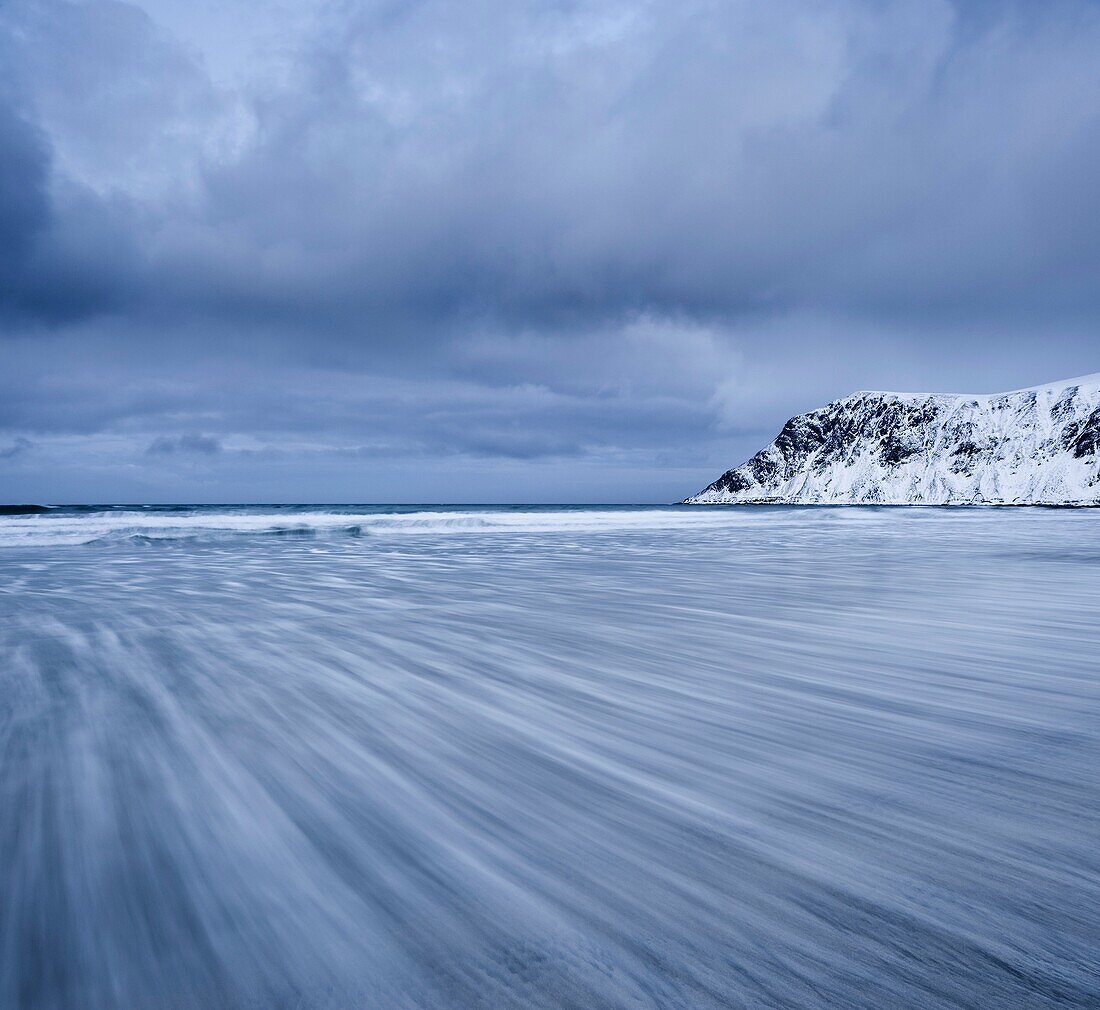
[1, 505, 1099, 1009]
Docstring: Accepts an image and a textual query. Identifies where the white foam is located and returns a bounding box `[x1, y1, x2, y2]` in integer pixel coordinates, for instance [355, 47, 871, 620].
[0, 507, 792, 548]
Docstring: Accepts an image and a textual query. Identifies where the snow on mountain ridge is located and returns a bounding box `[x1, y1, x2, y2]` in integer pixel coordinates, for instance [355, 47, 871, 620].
[844, 372, 1100, 401]
[685, 375, 1100, 505]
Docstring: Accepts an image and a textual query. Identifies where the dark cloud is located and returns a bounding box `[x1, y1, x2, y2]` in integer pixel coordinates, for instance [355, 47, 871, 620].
[0, 87, 51, 314]
[0, 436, 33, 459]
[146, 433, 222, 456]
[1, 0, 1098, 501]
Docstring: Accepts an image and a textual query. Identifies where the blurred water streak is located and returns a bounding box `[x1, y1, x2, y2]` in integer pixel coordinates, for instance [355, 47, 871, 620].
[1, 506, 1099, 1008]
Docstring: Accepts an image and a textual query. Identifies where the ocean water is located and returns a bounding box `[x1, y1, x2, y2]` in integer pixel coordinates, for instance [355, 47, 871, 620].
[1, 504, 1099, 1009]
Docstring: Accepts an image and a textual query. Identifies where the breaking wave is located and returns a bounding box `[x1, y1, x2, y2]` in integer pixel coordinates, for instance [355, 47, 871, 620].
[0, 503, 54, 515]
[0, 504, 825, 547]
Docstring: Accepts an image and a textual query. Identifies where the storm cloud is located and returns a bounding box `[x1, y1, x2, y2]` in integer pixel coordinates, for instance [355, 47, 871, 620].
[2, 0, 1099, 502]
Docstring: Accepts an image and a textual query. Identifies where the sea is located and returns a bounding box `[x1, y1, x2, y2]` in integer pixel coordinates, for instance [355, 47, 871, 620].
[1, 503, 1098, 1009]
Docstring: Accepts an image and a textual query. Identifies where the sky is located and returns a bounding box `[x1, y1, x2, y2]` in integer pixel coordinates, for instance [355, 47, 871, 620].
[1, 0, 1099, 503]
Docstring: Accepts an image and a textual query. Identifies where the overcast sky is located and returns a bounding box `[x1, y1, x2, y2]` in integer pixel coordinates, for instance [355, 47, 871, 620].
[2, 0, 1098, 503]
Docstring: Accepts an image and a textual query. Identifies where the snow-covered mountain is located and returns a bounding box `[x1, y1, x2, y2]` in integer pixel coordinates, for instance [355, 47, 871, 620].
[685, 374, 1100, 506]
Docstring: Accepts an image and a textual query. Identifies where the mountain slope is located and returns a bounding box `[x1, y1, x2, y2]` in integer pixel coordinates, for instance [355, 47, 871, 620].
[685, 374, 1100, 505]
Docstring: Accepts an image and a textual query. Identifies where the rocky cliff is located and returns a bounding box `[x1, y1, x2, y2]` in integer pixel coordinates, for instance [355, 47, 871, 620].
[685, 375, 1100, 505]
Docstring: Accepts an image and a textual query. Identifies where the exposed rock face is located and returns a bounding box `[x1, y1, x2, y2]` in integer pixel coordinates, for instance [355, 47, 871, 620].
[685, 375, 1100, 505]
